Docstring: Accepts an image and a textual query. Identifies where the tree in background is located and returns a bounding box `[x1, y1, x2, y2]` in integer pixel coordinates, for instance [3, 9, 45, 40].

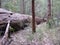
[47, 0, 55, 28]
[0, 0, 1, 8]
[2, 0, 20, 12]
[20, 0, 25, 14]
[47, 0, 52, 28]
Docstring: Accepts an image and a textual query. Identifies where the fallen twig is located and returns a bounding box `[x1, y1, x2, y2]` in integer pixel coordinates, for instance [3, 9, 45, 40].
[0, 20, 11, 45]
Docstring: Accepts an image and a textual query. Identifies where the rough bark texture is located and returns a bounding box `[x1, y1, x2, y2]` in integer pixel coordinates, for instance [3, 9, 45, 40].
[0, 13, 47, 31]
[47, 0, 51, 21]
[32, 0, 36, 33]
[0, 8, 46, 31]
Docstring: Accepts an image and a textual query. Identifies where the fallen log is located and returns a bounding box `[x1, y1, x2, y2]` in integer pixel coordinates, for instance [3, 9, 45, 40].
[0, 8, 46, 37]
[0, 13, 47, 31]
[0, 8, 13, 15]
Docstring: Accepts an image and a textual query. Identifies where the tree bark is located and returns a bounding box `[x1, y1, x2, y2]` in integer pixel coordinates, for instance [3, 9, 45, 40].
[0, 13, 46, 31]
[32, 0, 36, 33]
[0, 0, 1, 8]
[20, 0, 25, 14]
[47, 0, 51, 20]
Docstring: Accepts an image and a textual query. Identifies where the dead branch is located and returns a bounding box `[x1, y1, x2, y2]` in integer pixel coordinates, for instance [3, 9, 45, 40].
[0, 20, 11, 45]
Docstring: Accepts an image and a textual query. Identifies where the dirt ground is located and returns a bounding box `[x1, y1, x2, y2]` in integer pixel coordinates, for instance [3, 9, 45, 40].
[0, 22, 60, 45]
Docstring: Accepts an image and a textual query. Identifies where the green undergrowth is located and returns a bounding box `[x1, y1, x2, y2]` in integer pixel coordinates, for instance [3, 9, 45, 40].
[10, 22, 60, 45]
[36, 22, 60, 44]
[25, 22, 60, 44]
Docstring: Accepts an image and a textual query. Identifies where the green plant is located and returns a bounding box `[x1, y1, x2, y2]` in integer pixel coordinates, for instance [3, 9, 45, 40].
[27, 34, 34, 41]
[10, 26, 15, 33]
[47, 18, 55, 28]
[4, 2, 19, 12]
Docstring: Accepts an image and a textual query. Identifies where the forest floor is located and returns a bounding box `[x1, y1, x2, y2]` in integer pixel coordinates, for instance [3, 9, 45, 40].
[0, 22, 60, 45]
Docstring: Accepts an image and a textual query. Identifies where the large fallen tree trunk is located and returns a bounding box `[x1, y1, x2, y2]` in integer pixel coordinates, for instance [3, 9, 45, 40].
[0, 13, 46, 24]
[0, 13, 47, 31]
[0, 8, 47, 31]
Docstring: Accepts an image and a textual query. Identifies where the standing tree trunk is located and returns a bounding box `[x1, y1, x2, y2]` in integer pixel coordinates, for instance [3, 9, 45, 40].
[47, 0, 51, 20]
[20, 0, 25, 14]
[47, 0, 52, 28]
[0, 0, 1, 8]
[32, 0, 36, 33]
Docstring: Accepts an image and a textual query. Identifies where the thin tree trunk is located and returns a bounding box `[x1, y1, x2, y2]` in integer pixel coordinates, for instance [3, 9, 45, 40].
[47, 0, 51, 20]
[47, 0, 52, 28]
[20, 0, 25, 14]
[0, 0, 1, 8]
[32, 0, 36, 33]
